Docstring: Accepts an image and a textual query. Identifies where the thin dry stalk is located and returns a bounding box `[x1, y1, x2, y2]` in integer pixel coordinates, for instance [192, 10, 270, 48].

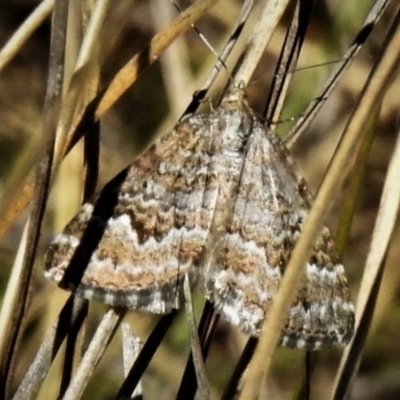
[0, 2, 69, 397]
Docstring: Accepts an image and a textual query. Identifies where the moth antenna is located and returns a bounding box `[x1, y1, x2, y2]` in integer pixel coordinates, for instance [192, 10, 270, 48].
[181, 0, 254, 116]
[170, 1, 229, 75]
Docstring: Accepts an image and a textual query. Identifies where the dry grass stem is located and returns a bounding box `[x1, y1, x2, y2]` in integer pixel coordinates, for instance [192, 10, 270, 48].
[61, 308, 125, 400]
[231, 0, 290, 87]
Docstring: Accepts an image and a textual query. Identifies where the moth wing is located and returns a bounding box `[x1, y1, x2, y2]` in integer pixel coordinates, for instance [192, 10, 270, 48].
[45, 115, 219, 313]
[206, 124, 354, 349]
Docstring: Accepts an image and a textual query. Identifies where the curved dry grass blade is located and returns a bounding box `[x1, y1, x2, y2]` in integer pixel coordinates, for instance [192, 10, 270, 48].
[239, 4, 400, 399]
[0, 2, 69, 396]
[231, 0, 290, 87]
[12, 296, 87, 400]
[95, 0, 221, 118]
[61, 308, 125, 400]
[285, 0, 391, 147]
[330, 110, 400, 400]
[0, 0, 54, 72]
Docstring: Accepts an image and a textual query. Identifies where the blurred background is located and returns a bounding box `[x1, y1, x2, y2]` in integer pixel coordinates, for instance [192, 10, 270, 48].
[1, 1, 400, 399]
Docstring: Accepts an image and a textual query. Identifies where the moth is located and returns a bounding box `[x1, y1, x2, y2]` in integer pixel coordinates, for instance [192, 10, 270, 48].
[45, 87, 354, 349]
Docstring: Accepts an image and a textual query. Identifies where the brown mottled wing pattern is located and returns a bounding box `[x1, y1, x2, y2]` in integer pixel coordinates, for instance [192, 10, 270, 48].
[205, 91, 354, 349]
[45, 87, 354, 349]
[45, 113, 220, 313]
